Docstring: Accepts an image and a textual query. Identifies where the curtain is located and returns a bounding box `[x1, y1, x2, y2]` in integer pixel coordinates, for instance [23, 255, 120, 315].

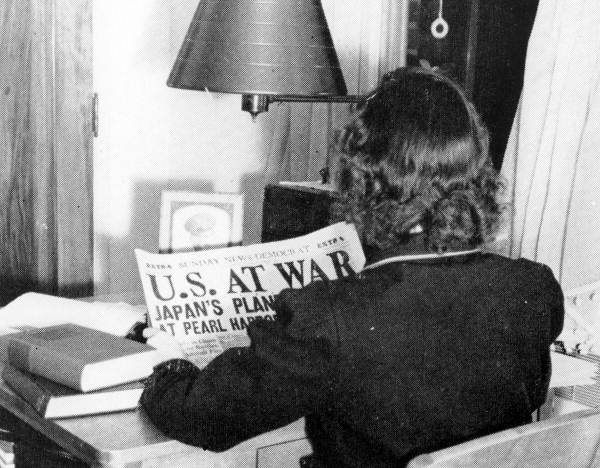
[263, 0, 409, 185]
[501, 0, 600, 289]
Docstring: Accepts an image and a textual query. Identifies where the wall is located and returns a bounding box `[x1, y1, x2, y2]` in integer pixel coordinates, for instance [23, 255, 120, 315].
[93, 0, 407, 296]
[93, 0, 278, 295]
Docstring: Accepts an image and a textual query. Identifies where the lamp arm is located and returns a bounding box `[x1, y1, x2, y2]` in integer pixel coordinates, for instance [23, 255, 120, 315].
[268, 95, 363, 104]
[241, 93, 363, 119]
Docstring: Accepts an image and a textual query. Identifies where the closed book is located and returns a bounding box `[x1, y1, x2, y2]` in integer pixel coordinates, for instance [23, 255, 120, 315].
[7, 323, 157, 392]
[2, 364, 144, 419]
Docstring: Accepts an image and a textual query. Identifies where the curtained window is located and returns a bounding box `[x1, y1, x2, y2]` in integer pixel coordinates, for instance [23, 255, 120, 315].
[501, 0, 600, 289]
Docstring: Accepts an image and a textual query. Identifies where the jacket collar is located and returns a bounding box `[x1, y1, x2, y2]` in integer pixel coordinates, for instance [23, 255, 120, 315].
[363, 234, 481, 269]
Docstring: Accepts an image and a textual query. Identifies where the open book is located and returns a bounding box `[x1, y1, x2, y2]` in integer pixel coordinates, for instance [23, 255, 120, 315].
[136, 222, 366, 369]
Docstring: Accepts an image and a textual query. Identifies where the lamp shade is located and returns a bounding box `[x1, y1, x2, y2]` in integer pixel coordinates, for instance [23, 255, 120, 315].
[167, 0, 348, 96]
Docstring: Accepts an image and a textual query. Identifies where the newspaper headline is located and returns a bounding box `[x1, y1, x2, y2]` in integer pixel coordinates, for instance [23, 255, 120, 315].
[135, 222, 365, 367]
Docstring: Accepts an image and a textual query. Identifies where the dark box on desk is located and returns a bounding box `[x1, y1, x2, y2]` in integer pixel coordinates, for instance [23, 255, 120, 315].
[261, 184, 339, 243]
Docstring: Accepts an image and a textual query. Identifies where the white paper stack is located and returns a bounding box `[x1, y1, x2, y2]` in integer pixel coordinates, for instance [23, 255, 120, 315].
[550, 351, 597, 388]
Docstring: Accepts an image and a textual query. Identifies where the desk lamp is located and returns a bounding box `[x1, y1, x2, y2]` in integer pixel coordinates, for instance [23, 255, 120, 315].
[167, 0, 361, 118]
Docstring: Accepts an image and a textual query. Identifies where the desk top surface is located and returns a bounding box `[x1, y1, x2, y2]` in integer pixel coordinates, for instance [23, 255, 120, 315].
[0, 294, 309, 466]
[0, 359, 306, 467]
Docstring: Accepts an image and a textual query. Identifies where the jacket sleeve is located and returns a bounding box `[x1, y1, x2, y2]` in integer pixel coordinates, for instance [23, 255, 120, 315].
[140, 287, 338, 451]
[528, 264, 565, 410]
[541, 264, 565, 341]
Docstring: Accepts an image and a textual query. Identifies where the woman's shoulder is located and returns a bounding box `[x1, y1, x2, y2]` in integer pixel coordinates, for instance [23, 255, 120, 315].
[479, 253, 562, 293]
[481, 252, 554, 271]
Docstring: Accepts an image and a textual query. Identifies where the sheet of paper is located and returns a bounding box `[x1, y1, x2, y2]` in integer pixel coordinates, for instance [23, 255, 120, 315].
[0, 293, 146, 337]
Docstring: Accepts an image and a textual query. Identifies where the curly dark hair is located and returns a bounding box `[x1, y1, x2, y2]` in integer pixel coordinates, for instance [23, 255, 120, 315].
[331, 66, 504, 253]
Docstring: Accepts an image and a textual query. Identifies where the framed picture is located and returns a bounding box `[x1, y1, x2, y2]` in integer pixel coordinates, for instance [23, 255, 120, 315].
[159, 191, 244, 253]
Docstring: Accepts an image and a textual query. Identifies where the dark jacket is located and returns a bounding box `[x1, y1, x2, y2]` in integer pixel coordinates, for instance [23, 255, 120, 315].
[141, 244, 564, 467]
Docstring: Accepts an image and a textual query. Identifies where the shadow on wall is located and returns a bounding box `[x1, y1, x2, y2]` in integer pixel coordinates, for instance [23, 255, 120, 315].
[239, 170, 271, 246]
[95, 178, 215, 295]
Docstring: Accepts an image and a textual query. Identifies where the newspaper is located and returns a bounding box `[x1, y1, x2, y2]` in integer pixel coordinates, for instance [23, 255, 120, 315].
[135, 222, 366, 368]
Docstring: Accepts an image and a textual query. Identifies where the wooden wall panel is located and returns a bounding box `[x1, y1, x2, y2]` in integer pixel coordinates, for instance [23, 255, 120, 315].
[0, 0, 93, 305]
[54, 0, 94, 298]
[30, 0, 58, 295]
[0, 0, 47, 303]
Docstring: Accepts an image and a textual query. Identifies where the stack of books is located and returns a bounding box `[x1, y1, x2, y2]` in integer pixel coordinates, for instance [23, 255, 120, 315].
[1, 323, 158, 419]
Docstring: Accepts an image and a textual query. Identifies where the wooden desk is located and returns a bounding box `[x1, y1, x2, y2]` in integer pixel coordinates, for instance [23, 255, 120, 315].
[0, 363, 311, 467]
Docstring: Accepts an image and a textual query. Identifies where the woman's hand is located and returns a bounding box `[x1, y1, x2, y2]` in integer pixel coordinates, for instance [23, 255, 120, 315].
[143, 327, 185, 364]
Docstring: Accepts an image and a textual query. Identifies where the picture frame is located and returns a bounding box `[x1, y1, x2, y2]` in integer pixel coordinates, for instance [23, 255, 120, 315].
[159, 191, 244, 253]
